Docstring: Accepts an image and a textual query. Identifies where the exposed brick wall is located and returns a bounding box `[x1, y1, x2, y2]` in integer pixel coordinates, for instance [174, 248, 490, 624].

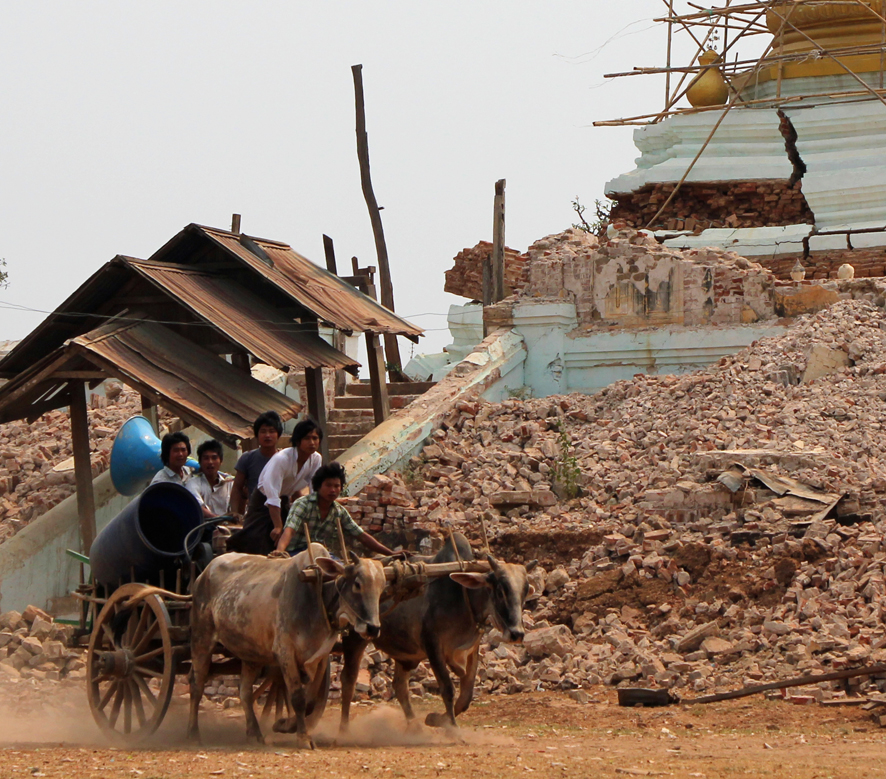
[522, 228, 777, 328]
[759, 247, 886, 281]
[444, 241, 529, 300]
[609, 180, 815, 232]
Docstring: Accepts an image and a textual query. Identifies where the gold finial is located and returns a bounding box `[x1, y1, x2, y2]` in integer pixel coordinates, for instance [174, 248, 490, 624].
[686, 49, 729, 108]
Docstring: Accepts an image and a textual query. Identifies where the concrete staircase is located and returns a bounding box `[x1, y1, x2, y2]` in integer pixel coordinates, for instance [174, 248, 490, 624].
[327, 380, 435, 461]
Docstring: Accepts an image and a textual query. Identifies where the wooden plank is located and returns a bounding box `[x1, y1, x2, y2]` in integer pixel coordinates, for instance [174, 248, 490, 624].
[688, 664, 886, 704]
[69, 381, 97, 554]
[304, 366, 329, 461]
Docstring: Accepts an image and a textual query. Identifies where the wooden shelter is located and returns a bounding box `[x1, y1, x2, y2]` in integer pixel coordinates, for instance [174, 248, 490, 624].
[0, 223, 423, 553]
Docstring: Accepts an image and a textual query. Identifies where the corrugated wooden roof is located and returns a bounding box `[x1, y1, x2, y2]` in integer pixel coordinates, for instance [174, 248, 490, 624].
[122, 258, 359, 374]
[0, 320, 302, 445]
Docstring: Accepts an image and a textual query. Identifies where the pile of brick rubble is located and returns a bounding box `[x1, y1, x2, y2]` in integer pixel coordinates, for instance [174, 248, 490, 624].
[8, 301, 886, 713]
[347, 299, 886, 704]
[0, 387, 147, 545]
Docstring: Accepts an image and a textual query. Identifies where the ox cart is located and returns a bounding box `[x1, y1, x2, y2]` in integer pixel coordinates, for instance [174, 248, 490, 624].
[71, 482, 488, 742]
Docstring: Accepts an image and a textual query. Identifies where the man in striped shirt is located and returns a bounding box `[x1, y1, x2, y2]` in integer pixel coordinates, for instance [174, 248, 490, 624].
[277, 462, 395, 559]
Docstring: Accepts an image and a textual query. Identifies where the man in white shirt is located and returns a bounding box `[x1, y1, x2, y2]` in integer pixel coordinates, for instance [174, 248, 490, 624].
[227, 418, 323, 555]
[186, 439, 234, 517]
[150, 432, 193, 486]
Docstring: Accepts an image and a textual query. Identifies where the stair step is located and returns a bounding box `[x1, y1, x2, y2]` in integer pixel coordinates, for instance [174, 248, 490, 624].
[328, 407, 374, 423]
[344, 380, 436, 397]
[327, 434, 364, 451]
[334, 396, 374, 410]
[326, 420, 376, 437]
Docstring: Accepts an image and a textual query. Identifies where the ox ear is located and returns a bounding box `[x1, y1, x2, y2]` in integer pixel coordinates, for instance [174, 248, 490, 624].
[450, 572, 490, 590]
[525, 559, 539, 572]
[315, 556, 345, 580]
[526, 583, 539, 600]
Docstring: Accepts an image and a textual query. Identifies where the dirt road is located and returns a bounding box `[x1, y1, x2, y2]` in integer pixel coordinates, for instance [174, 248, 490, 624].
[2, 690, 886, 778]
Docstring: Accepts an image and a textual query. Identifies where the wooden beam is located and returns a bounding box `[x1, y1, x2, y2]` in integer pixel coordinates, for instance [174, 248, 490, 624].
[304, 367, 330, 461]
[0, 352, 74, 411]
[491, 179, 506, 303]
[351, 63, 405, 382]
[69, 381, 96, 554]
[50, 371, 107, 380]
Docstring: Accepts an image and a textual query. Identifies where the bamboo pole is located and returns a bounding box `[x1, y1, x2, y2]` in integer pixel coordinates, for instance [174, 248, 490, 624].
[665, 0, 674, 109]
[606, 40, 886, 80]
[595, 84, 886, 126]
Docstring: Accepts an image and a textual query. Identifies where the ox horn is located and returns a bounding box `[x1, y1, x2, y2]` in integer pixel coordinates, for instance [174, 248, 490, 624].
[525, 559, 539, 572]
[486, 552, 500, 571]
[349, 550, 361, 565]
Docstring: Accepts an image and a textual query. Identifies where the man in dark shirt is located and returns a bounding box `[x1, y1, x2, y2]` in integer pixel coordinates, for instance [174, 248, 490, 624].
[230, 411, 282, 518]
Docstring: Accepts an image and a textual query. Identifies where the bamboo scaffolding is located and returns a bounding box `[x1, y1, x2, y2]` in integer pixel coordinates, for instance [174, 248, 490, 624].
[641, 1, 802, 228]
[597, 0, 886, 128]
[605, 41, 886, 80]
[768, 2, 886, 110]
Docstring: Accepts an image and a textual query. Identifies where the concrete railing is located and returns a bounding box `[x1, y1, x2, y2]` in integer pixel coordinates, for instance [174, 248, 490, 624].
[340, 328, 526, 495]
[0, 470, 131, 614]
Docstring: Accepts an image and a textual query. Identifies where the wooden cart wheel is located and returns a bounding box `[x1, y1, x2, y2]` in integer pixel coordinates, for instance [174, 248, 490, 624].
[86, 583, 176, 741]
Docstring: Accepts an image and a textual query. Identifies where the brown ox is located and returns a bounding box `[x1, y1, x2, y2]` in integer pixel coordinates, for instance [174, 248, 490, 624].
[187, 545, 386, 748]
[339, 533, 535, 732]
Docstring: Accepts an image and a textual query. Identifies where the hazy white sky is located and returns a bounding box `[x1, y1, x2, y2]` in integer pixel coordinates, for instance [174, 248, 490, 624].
[0, 2, 698, 359]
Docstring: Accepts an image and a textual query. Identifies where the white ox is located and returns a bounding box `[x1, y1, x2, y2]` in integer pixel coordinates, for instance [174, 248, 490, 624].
[187, 546, 386, 748]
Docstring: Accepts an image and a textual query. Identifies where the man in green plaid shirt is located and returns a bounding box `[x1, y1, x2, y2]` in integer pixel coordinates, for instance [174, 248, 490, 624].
[276, 462, 396, 559]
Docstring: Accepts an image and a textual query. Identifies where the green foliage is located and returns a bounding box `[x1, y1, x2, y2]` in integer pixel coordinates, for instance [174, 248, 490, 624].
[401, 464, 425, 492]
[572, 197, 614, 238]
[552, 423, 582, 500]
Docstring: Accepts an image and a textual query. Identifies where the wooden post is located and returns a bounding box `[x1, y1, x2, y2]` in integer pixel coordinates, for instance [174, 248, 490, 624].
[231, 353, 251, 374]
[482, 258, 493, 338]
[351, 63, 404, 382]
[232, 213, 242, 234]
[324, 235, 349, 397]
[323, 234, 337, 274]
[491, 179, 506, 303]
[70, 381, 96, 554]
[365, 331, 390, 427]
[140, 395, 159, 435]
[359, 275, 390, 425]
[304, 367, 330, 462]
